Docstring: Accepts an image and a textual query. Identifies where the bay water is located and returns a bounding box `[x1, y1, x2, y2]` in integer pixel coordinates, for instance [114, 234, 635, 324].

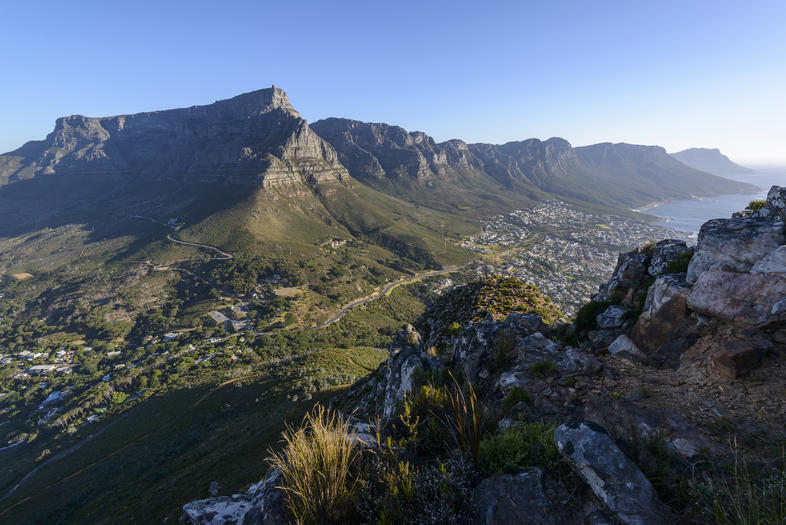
[643, 170, 786, 234]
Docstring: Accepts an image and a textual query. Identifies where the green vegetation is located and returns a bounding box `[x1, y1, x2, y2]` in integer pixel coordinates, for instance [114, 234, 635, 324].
[478, 422, 563, 476]
[529, 360, 557, 377]
[573, 300, 609, 331]
[503, 386, 531, 412]
[666, 249, 694, 274]
[746, 199, 766, 211]
[418, 275, 564, 340]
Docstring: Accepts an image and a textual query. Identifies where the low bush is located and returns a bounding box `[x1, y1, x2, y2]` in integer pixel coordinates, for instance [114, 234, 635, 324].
[530, 360, 557, 377]
[666, 249, 694, 274]
[746, 199, 766, 211]
[356, 452, 474, 525]
[574, 300, 610, 332]
[686, 442, 785, 525]
[479, 422, 565, 477]
[503, 386, 530, 412]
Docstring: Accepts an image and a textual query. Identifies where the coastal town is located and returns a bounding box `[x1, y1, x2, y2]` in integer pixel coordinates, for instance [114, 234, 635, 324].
[464, 200, 693, 314]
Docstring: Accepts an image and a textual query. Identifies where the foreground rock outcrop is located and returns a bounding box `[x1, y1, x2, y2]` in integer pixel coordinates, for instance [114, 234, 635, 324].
[183, 187, 786, 524]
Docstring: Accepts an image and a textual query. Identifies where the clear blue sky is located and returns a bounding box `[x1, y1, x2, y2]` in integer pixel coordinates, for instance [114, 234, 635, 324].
[2, 0, 785, 164]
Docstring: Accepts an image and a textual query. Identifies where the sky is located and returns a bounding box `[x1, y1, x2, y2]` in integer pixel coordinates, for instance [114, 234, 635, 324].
[1, 0, 785, 165]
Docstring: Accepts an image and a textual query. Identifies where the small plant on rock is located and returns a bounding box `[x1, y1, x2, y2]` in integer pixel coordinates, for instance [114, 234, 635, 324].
[503, 386, 531, 412]
[746, 199, 766, 211]
[574, 300, 610, 332]
[530, 359, 557, 378]
[479, 422, 567, 478]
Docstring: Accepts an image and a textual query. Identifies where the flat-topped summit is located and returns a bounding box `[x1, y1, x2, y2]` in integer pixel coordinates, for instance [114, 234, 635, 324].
[1, 86, 344, 187]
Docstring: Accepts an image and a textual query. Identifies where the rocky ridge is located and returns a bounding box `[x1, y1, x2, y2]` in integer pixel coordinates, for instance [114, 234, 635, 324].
[311, 118, 758, 210]
[182, 186, 786, 525]
[1, 87, 347, 189]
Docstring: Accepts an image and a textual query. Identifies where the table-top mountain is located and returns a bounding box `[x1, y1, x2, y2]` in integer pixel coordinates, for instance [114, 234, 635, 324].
[0, 86, 346, 188]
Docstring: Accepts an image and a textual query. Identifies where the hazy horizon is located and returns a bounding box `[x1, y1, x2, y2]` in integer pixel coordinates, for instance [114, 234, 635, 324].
[1, 1, 784, 164]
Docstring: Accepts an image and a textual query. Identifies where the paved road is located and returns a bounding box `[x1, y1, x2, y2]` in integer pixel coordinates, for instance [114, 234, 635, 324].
[318, 264, 470, 328]
[165, 234, 233, 259]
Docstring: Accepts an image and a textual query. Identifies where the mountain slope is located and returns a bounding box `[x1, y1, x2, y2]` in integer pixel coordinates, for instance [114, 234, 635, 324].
[312, 118, 759, 211]
[670, 147, 755, 176]
[310, 118, 541, 215]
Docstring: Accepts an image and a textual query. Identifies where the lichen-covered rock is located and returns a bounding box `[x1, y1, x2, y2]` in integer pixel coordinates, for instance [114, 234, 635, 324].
[182, 494, 253, 525]
[687, 270, 786, 324]
[596, 305, 629, 329]
[182, 469, 287, 525]
[554, 422, 669, 525]
[647, 239, 692, 276]
[608, 334, 645, 360]
[241, 469, 287, 525]
[765, 185, 786, 221]
[472, 468, 558, 525]
[587, 328, 622, 350]
[583, 400, 712, 461]
[751, 245, 786, 273]
[686, 217, 785, 284]
[605, 251, 650, 306]
[382, 333, 426, 418]
[631, 274, 696, 366]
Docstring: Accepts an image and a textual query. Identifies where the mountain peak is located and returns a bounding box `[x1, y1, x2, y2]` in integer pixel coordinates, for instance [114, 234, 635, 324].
[670, 147, 754, 176]
[213, 85, 300, 118]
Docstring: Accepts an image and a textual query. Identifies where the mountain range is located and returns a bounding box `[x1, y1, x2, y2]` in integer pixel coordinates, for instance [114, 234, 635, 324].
[1, 86, 756, 215]
[670, 147, 755, 176]
[0, 86, 757, 299]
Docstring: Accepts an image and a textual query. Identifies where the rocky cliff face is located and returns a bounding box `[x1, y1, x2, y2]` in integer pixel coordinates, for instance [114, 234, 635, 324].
[1, 87, 347, 188]
[311, 118, 475, 183]
[312, 118, 758, 209]
[588, 185, 786, 378]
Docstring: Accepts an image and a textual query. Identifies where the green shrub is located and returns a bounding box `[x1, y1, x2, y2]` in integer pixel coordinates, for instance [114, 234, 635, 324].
[356, 453, 474, 524]
[746, 199, 766, 211]
[267, 405, 359, 524]
[529, 360, 557, 378]
[503, 386, 530, 412]
[574, 300, 610, 332]
[446, 321, 462, 336]
[494, 331, 517, 371]
[666, 250, 694, 274]
[396, 384, 451, 457]
[479, 422, 565, 476]
[633, 276, 656, 318]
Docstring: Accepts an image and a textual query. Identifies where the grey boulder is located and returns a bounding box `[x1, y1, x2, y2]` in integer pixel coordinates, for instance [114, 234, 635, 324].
[472, 468, 558, 525]
[554, 422, 669, 525]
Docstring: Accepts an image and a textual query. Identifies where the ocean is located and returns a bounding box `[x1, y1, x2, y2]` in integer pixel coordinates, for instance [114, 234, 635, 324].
[643, 170, 786, 234]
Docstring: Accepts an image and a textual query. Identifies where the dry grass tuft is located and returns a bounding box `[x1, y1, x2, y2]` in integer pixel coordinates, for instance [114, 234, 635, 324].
[267, 405, 360, 525]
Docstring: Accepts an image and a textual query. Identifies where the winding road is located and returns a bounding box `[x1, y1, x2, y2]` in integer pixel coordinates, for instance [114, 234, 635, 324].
[318, 264, 469, 328]
[165, 234, 233, 259]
